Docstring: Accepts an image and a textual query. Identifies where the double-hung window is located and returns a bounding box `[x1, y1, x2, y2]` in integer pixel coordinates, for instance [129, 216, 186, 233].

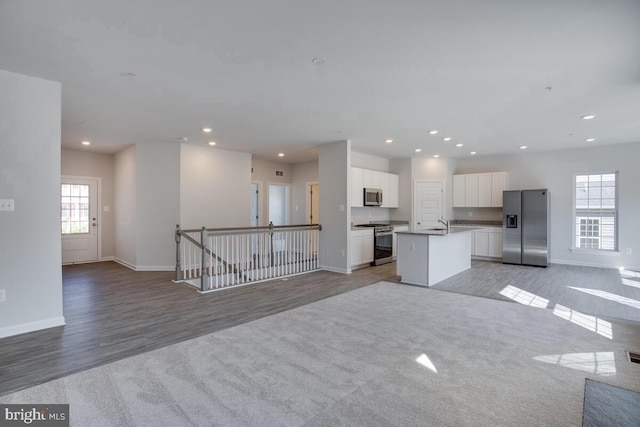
[574, 173, 617, 251]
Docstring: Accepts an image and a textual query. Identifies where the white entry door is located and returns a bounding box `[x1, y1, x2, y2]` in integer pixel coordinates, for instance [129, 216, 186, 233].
[61, 177, 99, 263]
[413, 180, 444, 231]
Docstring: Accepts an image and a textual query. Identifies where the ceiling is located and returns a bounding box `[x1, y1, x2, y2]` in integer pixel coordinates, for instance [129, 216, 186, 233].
[1, 0, 639, 164]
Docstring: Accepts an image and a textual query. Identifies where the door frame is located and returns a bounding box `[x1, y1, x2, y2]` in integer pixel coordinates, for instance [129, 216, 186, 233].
[306, 181, 319, 224]
[61, 175, 102, 263]
[251, 181, 263, 226]
[412, 179, 445, 230]
[267, 182, 292, 225]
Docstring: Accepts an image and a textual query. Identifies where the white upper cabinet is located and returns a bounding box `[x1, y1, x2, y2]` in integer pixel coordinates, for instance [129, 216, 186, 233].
[491, 172, 509, 207]
[453, 174, 466, 207]
[453, 172, 509, 208]
[478, 173, 492, 207]
[351, 167, 399, 208]
[351, 167, 364, 207]
[465, 174, 479, 207]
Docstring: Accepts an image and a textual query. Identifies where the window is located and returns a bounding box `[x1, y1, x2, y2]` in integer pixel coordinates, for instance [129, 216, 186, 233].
[61, 183, 90, 234]
[574, 173, 617, 251]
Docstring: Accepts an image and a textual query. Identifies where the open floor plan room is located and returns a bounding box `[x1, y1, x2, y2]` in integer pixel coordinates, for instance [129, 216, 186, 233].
[1, 261, 640, 425]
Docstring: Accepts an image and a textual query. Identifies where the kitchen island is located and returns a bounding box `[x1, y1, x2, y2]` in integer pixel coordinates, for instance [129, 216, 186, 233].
[396, 227, 477, 286]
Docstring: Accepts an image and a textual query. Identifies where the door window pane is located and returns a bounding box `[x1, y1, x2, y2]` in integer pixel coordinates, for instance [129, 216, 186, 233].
[61, 184, 90, 234]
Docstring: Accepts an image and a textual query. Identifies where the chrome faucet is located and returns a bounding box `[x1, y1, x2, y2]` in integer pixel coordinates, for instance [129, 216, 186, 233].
[438, 218, 449, 231]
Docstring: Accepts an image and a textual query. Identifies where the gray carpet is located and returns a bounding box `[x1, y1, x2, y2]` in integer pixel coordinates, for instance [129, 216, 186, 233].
[1, 281, 640, 426]
[583, 379, 640, 427]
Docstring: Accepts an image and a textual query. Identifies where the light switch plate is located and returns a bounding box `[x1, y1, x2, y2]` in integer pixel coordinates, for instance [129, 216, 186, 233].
[0, 199, 15, 211]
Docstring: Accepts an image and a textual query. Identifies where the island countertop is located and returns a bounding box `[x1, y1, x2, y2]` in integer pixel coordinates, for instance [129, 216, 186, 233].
[396, 226, 481, 236]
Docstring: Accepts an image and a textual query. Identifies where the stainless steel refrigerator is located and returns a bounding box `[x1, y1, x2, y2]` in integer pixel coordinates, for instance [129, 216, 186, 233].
[502, 190, 549, 267]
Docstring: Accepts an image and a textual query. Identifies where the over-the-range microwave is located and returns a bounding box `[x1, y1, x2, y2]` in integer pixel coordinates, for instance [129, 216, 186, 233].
[363, 188, 383, 206]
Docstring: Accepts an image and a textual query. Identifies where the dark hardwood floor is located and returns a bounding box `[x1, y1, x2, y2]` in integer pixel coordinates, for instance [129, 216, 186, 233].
[0, 261, 399, 397]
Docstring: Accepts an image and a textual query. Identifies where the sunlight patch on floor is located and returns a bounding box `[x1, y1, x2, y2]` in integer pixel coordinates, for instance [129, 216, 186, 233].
[416, 353, 438, 373]
[533, 351, 616, 376]
[499, 285, 549, 308]
[553, 304, 613, 339]
[568, 287, 640, 310]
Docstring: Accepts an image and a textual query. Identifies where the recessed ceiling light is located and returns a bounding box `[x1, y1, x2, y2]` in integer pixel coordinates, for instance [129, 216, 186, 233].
[81, 140, 90, 146]
[202, 127, 212, 133]
[312, 57, 325, 65]
[414, 148, 422, 153]
[278, 153, 285, 157]
[455, 143, 464, 147]
[443, 137, 452, 142]
[581, 115, 596, 120]
[433, 154, 440, 158]
[429, 130, 439, 135]
[520, 145, 528, 150]
[208, 141, 216, 146]
[385, 139, 393, 143]
[585, 138, 595, 142]
[470, 151, 477, 155]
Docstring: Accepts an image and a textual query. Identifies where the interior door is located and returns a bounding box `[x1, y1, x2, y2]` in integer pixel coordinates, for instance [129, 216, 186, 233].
[413, 181, 444, 231]
[61, 177, 98, 263]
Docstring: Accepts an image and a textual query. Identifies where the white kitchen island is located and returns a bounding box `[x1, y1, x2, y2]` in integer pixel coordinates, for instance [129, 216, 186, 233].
[396, 227, 477, 286]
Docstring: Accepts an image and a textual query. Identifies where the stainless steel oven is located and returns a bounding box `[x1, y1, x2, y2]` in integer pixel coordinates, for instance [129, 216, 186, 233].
[372, 226, 393, 265]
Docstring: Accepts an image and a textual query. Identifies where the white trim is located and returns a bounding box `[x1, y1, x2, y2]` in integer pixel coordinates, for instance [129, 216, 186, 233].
[135, 265, 175, 272]
[113, 257, 136, 271]
[306, 181, 320, 224]
[320, 265, 351, 274]
[100, 256, 115, 262]
[550, 259, 625, 270]
[0, 316, 66, 339]
[113, 258, 174, 271]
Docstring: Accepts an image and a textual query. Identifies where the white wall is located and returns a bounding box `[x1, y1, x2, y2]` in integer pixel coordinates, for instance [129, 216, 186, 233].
[136, 143, 180, 269]
[180, 144, 251, 229]
[319, 141, 351, 273]
[61, 149, 115, 258]
[291, 161, 318, 224]
[455, 142, 640, 269]
[251, 158, 292, 226]
[390, 158, 412, 222]
[351, 151, 390, 172]
[114, 145, 137, 268]
[0, 69, 64, 338]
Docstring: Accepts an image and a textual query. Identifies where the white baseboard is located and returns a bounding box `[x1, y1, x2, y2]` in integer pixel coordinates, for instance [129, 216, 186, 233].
[100, 256, 115, 262]
[320, 265, 351, 274]
[113, 257, 136, 271]
[550, 258, 625, 270]
[135, 265, 175, 272]
[0, 316, 65, 339]
[113, 258, 174, 272]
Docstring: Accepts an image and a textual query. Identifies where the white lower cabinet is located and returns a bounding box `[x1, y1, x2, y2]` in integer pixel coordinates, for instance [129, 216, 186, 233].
[471, 227, 503, 258]
[351, 229, 374, 267]
[392, 225, 409, 258]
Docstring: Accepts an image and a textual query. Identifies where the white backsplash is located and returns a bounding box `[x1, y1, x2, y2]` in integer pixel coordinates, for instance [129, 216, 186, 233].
[452, 207, 503, 222]
[351, 207, 390, 225]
